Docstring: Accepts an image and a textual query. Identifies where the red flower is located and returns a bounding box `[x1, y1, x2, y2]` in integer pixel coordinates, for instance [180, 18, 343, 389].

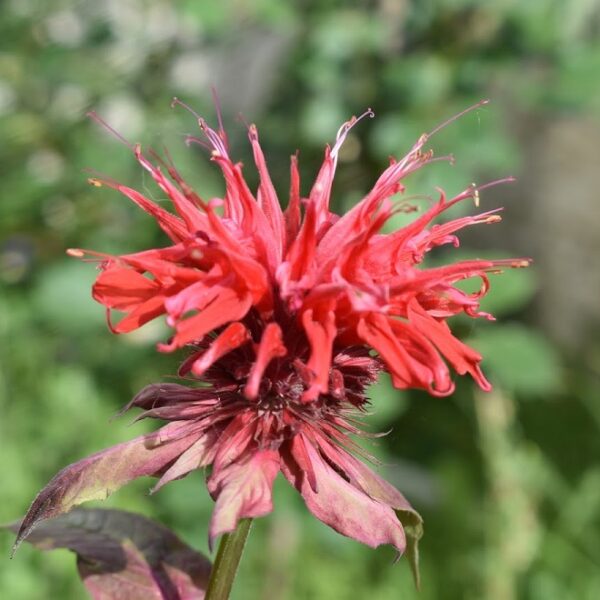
[18, 101, 529, 575]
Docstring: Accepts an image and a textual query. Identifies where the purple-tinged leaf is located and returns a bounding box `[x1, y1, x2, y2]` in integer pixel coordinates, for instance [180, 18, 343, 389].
[14, 421, 200, 552]
[7, 508, 211, 599]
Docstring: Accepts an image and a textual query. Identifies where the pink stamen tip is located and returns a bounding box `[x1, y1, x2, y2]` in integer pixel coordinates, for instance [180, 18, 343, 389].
[171, 97, 202, 121]
[211, 86, 226, 134]
[185, 135, 211, 150]
[236, 112, 251, 130]
[87, 111, 134, 150]
[427, 99, 491, 138]
[476, 176, 516, 192]
[331, 108, 375, 160]
[66, 248, 84, 257]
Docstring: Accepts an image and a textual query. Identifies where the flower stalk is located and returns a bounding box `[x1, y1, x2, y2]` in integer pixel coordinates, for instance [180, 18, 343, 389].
[206, 518, 253, 600]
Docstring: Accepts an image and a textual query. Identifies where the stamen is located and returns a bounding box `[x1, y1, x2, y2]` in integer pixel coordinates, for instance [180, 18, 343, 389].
[427, 99, 490, 138]
[87, 111, 135, 151]
[472, 184, 480, 207]
[66, 248, 116, 262]
[331, 108, 375, 160]
[475, 176, 516, 192]
[211, 86, 226, 134]
[198, 118, 229, 158]
[172, 96, 229, 158]
[185, 135, 211, 151]
[171, 97, 202, 120]
[427, 154, 455, 167]
[82, 168, 123, 189]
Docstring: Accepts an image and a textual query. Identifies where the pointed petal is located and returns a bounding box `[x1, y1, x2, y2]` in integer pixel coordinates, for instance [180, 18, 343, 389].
[244, 322, 287, 400]
[288, 434, 318, 493]
[284, 153, 301, 249]
[14, 422, 198, 551]
[211, 413, 256, 473]
[248, 125, 285, 259]
[314, 434, 411, 509]
[207, 450, 280, 549]
[312, 433, 424, 586]
[279, 201, 317, 294]
[282, 438, 406, 552]
[307, 147, 336, 231]
[151, 430, 219, 493]
[122, 383, 213, 414]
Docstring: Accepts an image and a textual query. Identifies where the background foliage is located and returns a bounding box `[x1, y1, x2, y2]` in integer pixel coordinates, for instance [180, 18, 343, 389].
[1, 1, 599, 599]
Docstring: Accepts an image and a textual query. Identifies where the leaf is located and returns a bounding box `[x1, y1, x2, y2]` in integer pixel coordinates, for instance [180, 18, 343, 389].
[396, 508, 424, 591]
[468, 324, 562, 396]
[14, 422, 200, 552]
[6, 508, 211, 600]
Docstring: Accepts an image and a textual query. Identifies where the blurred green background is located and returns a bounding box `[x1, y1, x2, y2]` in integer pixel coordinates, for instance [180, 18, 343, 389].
[1, 1, 600, 599]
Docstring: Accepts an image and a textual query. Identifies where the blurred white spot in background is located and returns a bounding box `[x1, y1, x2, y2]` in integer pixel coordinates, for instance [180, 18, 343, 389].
[50, 84, 90, 121]
[44, 10, 87, 47]
[27, 149, 65, 185]
[0, 80, 16, 115]
[97, 94, 144, 138]
[170, 52, 211, 95]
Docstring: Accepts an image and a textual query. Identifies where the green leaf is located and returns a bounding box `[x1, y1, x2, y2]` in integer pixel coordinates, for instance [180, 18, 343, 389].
[468, 324, 562, 396]
[32, 260, 105, 333]
[396, 508, 424, 591]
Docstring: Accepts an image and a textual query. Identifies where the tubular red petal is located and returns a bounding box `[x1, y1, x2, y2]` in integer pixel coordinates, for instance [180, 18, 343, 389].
[111, 295, 166, 334]
[407, 299, 492, 391]
[191, 322, 251, 376]
[160, 289, 252, 351]
[244, 322, 287, 400]
[93, 268, 161, 310]
[357, 313, 452, 395]
[301, 308, 337, 402]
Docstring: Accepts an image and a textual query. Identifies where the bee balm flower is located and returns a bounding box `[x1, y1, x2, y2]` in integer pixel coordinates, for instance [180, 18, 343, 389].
[17, 101, 529, 574]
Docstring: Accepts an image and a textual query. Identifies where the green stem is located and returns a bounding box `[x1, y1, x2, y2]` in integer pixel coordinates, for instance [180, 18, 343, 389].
[205, 518, 253, 600]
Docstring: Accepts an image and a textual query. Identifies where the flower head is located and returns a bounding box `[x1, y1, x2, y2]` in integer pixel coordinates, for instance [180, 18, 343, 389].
[18, 101, 529, 576]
